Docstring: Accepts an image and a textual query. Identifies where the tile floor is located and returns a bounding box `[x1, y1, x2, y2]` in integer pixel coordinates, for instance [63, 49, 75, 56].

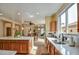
[30, 38, 49, 55]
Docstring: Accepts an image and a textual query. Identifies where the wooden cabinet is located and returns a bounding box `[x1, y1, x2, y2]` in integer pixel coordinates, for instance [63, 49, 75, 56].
[45, 39, 61, 55]
[55, 49, 61, 55]
[0, 42, 3, 49]
[19, 44, 28, 53]
[50, 44, 55, 55]
[46, 39, 52, 55]
[50, 21, 57, 32]
[77, 4, 79, 32]
[0, 40, 32, 54]
[45, 38, 51, 53]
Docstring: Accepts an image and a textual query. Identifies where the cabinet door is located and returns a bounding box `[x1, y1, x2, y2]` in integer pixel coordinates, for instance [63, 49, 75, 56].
[50, 21, 57, 32]
[19, 44, 28, 54]
[55, 49, 61, 55]
[45, 38, 48, 48]
[15, 44, 20, 53]
[2, 41, 10, 50]
[10, 41, 16, 51]
[47, 40, 51, 53]
[50, 44, 55, 55]
[47, 41, 50, 53]
[0, 42, 3, 49]
[11, 41, 28, 54]
[17, 40, 28, 54]
[48, 42, 52, 54]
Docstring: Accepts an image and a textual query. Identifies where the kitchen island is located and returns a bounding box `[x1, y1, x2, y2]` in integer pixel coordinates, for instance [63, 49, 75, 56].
[0, 36, 33, 55]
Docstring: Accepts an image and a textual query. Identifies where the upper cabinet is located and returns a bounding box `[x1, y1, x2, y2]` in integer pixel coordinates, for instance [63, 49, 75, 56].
[45, 15, 57, 34]
[50, 14, 57, 32]
[50, 20, 57, 32]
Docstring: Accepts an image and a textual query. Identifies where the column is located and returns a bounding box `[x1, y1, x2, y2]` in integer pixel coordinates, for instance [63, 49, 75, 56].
[12, 22, 15, 37]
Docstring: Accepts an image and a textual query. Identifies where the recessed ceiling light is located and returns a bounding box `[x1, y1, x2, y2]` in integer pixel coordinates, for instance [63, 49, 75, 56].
[17, 12, 21, 15]
[0, 13, 3, 15]
[30, 15, 34, 18]
[37, 8, 40, 10]
[36, 12, 39, 15]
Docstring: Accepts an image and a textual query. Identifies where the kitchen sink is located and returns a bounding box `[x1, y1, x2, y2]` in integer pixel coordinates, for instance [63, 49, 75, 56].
[52, 40, 66, 44]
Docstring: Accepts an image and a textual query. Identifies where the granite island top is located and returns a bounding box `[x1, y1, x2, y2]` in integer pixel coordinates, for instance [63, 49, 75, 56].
[47, 37, 79, 55]
[0, 36, 34, 40]
[0, 50, 17, 55]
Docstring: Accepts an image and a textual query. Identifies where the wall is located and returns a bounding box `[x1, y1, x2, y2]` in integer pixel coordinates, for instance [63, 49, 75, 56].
[0, 20, 3, 37]
[15, 24, 21, 31]
[45, 16, 52, 36]
[23, 24, 35, 36]
[0, 17, 21, 37]
[24, 25, 30, 36]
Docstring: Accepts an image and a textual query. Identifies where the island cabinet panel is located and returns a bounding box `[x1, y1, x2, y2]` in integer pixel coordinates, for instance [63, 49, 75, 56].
[19, 43, 28, 53]
[0, 41, 11, 50]
[0, 40, 32, 54]
[0, 42, 3, 49]
[28, 39, 32, 53]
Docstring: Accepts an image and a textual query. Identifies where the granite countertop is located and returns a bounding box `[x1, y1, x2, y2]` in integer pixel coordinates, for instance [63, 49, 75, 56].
[47, 37, 79, 55]
[0, 36, 34, 40]
[0, 50, 17, 55]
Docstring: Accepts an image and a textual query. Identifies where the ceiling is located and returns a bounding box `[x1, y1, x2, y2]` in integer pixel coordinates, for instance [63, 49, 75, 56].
[0, 3, 63, 24]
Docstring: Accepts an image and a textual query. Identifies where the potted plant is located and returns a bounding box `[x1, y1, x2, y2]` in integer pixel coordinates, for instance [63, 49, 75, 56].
[15, 30, 21, 37]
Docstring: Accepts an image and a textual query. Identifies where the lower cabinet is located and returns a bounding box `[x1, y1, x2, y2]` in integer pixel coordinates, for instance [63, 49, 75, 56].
[55, 48, 62, 55]
[0, 40, 32, 54]
[46, 39, 51, 54]
[0, 42, 3, 49]
[46, 39, 61, 55]
[50, 44, 55, 55]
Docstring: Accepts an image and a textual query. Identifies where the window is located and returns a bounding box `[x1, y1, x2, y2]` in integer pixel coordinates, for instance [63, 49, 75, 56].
[59, 4, 77, 34]
[67, 4, 77, 34]
[60, 12, 66, 33]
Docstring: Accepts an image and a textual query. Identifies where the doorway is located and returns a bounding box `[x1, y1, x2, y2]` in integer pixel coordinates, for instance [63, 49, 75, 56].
[6, 27, 12, 36]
